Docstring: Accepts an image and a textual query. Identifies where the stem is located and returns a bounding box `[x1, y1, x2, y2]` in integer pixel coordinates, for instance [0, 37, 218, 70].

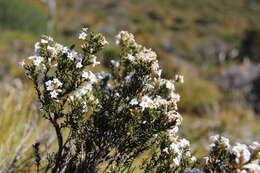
[51, 116, 63, 173]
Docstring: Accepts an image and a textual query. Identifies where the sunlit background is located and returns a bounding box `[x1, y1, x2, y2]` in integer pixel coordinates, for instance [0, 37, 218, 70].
[0, 0, 260, 171]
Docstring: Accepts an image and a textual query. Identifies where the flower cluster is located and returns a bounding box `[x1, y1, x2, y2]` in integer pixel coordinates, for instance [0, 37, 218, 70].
[162, 137, 196, 166]
[45, 78, 63, 98]
[203, 135, 260, 173]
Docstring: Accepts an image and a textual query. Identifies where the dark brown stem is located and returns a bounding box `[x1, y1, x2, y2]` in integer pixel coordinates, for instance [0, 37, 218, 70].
[51, 115, 63, 173]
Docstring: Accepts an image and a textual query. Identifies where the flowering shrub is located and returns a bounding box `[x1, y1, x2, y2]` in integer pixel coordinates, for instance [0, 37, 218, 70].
[202, 135, 259, 173]
[22, 28, 259, 173]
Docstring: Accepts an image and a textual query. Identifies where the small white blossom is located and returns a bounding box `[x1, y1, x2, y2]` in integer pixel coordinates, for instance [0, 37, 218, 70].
[249, 141, 259, 151]
[125, 54, 136, 62]
[82, 27, 88, 32]
[34, 42, 41, 53]
[90, 55, 100, 67]
[41, 39, 48, 44]
[175, 75, 184, 83]
[139, 95, 154, 111]
[115, 31, 135, 45]
[170, 143, 180, 153]
[28, 56, 44, 66]
[178, 138, 190, 148]
[75, 84, 93, 98]
[50, 90, 59, 98]
[79, 32, 87, 40]
[76, 61, 83, 68]
[167, 111, 182, 125]
[209, 135, 230, 148]
[130, 98, 138, 105]
[82, 71, 97, 84]
[19, 60, 25, 67]
[154, 96, 168, 107]
[111, 60, 120, 67]
[136, 48, 157, 62]
[168, 126, 179, 135]
[166, 80, 175, 90]
[169, 92, 180, 102]
[230, 143, 251, 164]
[172, 157, 180, 166]
[82, 103, 88, 113]
[162, 147, 169, 154]
[243, 163, 260, 172]
[115, 92, 120, 97]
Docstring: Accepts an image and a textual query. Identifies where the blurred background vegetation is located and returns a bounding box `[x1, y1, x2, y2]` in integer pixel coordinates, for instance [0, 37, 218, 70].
[0, 0, 260, 171]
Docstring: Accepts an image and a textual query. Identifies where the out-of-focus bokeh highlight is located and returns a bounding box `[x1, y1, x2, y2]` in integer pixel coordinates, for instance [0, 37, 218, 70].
[0, 0, 260, 171]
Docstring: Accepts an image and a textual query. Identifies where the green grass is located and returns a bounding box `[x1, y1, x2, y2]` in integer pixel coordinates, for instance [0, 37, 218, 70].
[0, 0, 48, 34]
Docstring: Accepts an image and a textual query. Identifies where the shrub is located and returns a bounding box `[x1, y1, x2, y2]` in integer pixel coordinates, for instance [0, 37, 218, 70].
[21, 28, 259, 173]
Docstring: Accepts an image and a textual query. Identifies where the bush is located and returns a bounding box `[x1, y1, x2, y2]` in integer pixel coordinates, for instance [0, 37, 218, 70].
[21, 28, 259, 173]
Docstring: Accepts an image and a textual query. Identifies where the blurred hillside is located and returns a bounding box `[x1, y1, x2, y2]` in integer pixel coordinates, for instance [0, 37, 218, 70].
[0, 0, 260, 169]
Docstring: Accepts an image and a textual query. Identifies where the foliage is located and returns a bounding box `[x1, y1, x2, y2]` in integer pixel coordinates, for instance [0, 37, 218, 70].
[21, 28, 260, 173]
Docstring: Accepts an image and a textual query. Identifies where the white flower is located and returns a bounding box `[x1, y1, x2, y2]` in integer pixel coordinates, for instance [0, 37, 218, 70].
[151, 62, 162, 76]
[28, 56, 44, 66]
[125, 54, 136, 62]
[166, 80, 175, 90]
[47, 45, 58, 56]
[82, 27, 88, 32]
[45, 78, 62, 93]
[82, 104, 88, 113]
[154, 96, 168, 107]
[243, 163, 260, 172]
[79, 32, 87, 40]
[41, 39, 48, 44]
[115, 92, 120, 97]
[230, 143, 251, 164]
[169, 92, 180, 102]
[139, 95, 154, 111]
[67, 50, 79, 60]
[210, 135, 220, 143]
[115, 31, 135, 45]
[162, 147, 169, 154]
[209, 135, 230, 148]
[249, 141, 259, 151]
[172, 157, 180, 166]
[61, 46, 69, 54]
[100, 36, 108, 46]
[191, 156, 197, 163]
[136, 48, 157, 62]
[40, 36, 53, 44]
[50, 90, 59, 98]
[91, 55, 100, 67]
[168, 126, 179, 135]
[167, 111, 182, 125]
[75, 84, 92, 98]
[76, 61, 83, 68]
[178, 138, 190, 148]
[45, 80, 53, 91]
[239, 170, 247, 173]
[34, 42, 41, 53]
[19, 60, 25, 67]
[130, 98, 138, 105]
[82, 71, 97, 83]
[96, 72, 111, 80]
[203, 156, 210, 164]
[110, 60, 120, 67]
[169, 143, 180, 153]
[175, 75, 184, 83]
[53, 78, 63, 87]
